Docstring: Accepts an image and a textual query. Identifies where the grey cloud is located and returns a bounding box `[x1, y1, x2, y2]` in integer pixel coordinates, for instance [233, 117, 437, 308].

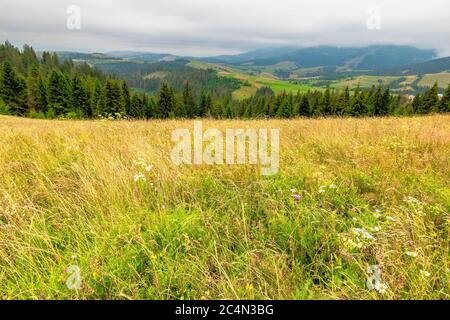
[0, 0, 449, 56]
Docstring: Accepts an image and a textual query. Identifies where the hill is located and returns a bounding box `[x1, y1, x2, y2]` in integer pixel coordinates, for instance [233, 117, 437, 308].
[205, 45, 436, 71]
[375, 56, 450, 76]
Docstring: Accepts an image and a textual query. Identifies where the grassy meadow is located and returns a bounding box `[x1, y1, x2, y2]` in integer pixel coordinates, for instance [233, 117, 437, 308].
[0, 115, 449, 299]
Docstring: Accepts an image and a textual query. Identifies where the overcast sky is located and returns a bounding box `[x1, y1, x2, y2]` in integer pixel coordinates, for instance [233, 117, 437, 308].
[1, 0, 449, 56]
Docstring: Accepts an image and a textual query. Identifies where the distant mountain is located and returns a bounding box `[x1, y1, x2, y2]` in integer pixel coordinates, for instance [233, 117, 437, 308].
[56, 51, 120, 61]
[106, 51, 179, 62]
[204, 45, 436, 71]
[203, 46, 301, 64]
[374, 56, 450, 76]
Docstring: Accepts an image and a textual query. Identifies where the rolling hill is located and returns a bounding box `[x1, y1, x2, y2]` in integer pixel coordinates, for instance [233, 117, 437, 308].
[206, 45, 436, 71]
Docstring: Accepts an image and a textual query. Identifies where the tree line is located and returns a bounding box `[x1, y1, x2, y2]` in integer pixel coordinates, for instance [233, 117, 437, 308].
[0, 42, 449, 120]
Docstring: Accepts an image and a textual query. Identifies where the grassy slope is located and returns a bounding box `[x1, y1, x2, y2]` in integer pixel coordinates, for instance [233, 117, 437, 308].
[0, 115, 448, 299]
[418, 72, 450, 88]
[188, 61, 319, 99]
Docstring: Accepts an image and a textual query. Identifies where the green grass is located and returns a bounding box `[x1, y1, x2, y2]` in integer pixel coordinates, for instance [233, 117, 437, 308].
[188, 60, 318, 99]
[418, 72, 450, 89]
[0, 115, 448, 300]
[331, 75, 402, 89]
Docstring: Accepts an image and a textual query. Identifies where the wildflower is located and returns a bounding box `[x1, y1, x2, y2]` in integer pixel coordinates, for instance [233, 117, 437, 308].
[329, 183, 337, 189]
[406, 251, 418, 258]
[133, 172, 146, 182]
[145, 165, 153, 172]
[369, 226, 381, 232]
[374, 282, 388, 294]
[353, 228, 376, 241]
[292, 194, 302, 201]
[420, 270, 431, 278]
[373, 213, 382, 219]
[319, 186, 326, 193]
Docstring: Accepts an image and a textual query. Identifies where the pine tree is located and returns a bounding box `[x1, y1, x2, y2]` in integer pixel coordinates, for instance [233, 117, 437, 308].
[372, 86, 384, 116]
[0, 61, 27, 115]
[182, 81, 195, 118]
[22, 45, 38, 69]
[37, 78, 48, 113]
[350, 90, 367, 116]
[419, 83, 439, 114]
[91, 81, 103, 116]
[336, 87, 350, 115]
[319, 88, 332, 115]
[223, 103, 234, 118]
[144, 97, 156, 119]
[130, 94, 143, 118]
[298, 94, 310, 117]
[70, 76, 90, 117]
[198, 92, 209, 117]
[26, 64, 40, 111]
[380, 88, 391, 115]
[411, 94, 421, 114]
[439, 84, 450, 113]
[102, 79, 122, 116]
[157, 82, 175, 118]
[47, 70, 69, 115]
[276, 93, 293, 118]
[120, 81, 131, 115]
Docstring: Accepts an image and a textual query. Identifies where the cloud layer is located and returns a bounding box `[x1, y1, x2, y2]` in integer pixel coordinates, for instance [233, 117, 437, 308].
[1, 0, 449, 56]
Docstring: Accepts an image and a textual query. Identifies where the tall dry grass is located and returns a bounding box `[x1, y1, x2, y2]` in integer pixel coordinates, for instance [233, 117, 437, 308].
[0, 115, 448, 299]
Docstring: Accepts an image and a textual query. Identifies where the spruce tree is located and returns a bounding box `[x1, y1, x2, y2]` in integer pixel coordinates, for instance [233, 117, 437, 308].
[102, 79, 122, 116]
[26, 64, 40, 111]
[182, 81, 195, 118]
[120, 81, 131, 115]
[276, 93, 293, 118]
[130, 94, 143, 118]
[419, 83, 439, 114]
[0, 61, 27, 115]
[37, 78, 48, 113]
[70, 76, 90, 117]
[47, 70, 69, 115]
[336, 87, 350, 115]
[298, 94, 310, 117]
[373, 86, 384, 116]
[157, 82, 175, 118]
[91, 81, 103, 116]
[440, 84, 450, 113]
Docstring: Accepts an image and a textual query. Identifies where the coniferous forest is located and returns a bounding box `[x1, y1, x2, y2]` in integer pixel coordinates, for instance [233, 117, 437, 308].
[1, 42, 449, 120]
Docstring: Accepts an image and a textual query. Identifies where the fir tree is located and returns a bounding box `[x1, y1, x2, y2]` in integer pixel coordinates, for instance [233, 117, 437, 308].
[182, 81, 195, 118]
[26, 64, 40, 111]
[0, 61, 27, 115]
[120, 81, 131, 115]
[70, 76, 90, 117]
[440, 84, 450, 113]
[102, 79, 122, 116]
[157, 82, 175, 118]
[419, 83, 439, 114]
[298, 94, 310, 117]
[47, 70, 69, 115]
